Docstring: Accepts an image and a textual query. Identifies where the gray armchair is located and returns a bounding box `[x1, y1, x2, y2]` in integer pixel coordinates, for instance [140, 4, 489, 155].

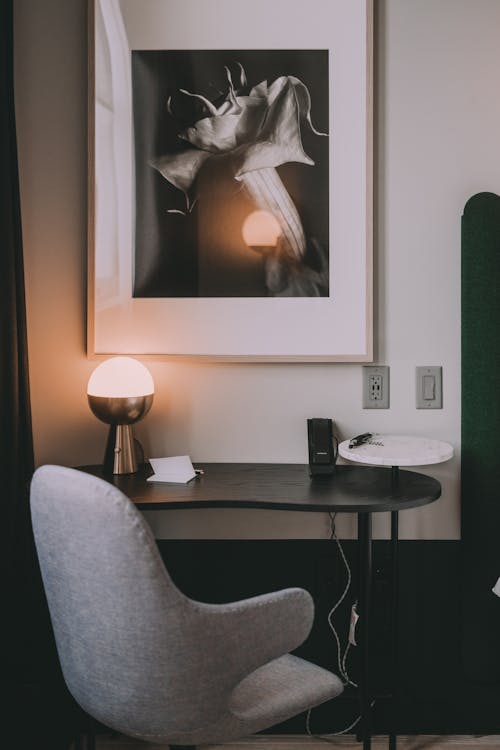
[30, 465, 343, 747]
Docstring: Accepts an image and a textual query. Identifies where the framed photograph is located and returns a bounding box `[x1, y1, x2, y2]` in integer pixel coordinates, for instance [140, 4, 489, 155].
[88, 0, 373, 361]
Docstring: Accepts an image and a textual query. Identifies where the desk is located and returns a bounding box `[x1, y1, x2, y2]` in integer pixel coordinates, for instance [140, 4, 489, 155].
[80, 463, 441, 750]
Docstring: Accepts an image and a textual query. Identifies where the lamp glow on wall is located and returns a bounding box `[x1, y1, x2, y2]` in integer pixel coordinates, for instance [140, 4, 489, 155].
[242, 209, 282, 254]
[87, 357, 154, 475]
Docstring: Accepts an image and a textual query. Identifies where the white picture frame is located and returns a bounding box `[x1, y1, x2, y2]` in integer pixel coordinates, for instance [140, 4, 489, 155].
[88, 0, 373, 361]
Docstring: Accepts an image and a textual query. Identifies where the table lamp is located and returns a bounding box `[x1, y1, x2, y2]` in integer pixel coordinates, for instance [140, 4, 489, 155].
[87, 357, 154, 475]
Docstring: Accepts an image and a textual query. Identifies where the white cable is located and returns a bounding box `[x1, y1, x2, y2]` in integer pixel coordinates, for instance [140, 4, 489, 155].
[326, 513, 357, 687]
[305, 512, 364, 738]
[306, 701, 376, 740]
[341, 642, 354, 686]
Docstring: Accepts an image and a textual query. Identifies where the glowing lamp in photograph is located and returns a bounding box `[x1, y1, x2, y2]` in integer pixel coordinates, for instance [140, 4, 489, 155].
[87, 357, 154, 475]
[242, 210, 282, 253]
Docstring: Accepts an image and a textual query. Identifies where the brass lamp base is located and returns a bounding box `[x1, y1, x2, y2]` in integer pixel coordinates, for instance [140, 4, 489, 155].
[88, 393, 153, 476]
[103, 424, 137, 475]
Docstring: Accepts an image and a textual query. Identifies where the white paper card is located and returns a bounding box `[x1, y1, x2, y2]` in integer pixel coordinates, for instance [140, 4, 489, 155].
[147, 455, 196, 484]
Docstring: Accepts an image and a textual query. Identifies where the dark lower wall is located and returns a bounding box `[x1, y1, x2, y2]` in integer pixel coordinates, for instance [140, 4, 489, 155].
[158, 539, 500, 735]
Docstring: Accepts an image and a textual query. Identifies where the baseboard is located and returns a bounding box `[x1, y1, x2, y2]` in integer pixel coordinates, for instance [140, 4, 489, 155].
[214, 737, 500, 750]
[97, 733, 500, 749]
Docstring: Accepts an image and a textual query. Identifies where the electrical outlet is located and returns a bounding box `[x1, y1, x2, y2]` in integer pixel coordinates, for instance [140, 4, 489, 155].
[363, 365, 390, 409]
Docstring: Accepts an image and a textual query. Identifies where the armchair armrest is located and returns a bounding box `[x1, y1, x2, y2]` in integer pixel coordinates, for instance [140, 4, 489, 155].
[183, 587, 314, 690]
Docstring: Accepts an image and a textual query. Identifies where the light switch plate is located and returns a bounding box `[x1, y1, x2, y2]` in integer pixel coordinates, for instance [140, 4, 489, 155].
[363, 365, 390, 409]
[416, 366, 442, 409]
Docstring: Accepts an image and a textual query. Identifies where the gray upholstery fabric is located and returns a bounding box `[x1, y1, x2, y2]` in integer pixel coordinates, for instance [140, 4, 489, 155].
[30, 465, 343, 744]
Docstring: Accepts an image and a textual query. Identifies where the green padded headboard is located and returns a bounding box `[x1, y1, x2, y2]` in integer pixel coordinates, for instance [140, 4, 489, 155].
[462, 192, 500, 683]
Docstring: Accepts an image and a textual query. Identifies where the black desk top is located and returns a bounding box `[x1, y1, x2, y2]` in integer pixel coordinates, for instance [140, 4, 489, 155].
[79, 463, 441, 514]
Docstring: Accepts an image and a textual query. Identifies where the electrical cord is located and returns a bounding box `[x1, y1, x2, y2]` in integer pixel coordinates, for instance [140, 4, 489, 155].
[306, 700, 375, 740]
[326, 512, 357, 688]
[306, 512, 373, 738]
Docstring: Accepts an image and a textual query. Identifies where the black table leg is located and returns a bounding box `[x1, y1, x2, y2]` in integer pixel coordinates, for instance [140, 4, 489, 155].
[389, 508, 399, 750]
[86, 715, 96, 750]
[389, 466, 400, 750]
[358, 512, 373, 750]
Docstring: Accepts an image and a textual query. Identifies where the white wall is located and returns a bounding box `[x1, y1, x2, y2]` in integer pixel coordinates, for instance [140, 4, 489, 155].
[14, 0, 500, 540]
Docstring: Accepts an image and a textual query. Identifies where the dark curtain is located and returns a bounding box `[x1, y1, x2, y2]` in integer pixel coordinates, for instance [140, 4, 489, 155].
[1, 2, 82, 746]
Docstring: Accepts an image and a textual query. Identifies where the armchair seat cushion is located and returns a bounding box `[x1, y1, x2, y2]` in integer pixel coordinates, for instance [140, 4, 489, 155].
[144, 654, 343, 746]
[231, 653, 343, 722]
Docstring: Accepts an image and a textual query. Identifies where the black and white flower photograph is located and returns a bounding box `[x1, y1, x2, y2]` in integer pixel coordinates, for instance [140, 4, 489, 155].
[132, 49, 329, 298]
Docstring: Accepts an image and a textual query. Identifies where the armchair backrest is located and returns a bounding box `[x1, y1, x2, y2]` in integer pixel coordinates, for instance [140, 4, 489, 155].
[30, 465, 225, 737]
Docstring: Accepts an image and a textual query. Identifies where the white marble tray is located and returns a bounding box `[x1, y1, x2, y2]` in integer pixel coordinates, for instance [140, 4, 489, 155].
[338, 434, 454, 467]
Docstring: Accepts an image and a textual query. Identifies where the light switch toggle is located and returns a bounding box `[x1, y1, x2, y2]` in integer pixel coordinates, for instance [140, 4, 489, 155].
[416, 366, 443, 409]
[423, 374, 435, 401]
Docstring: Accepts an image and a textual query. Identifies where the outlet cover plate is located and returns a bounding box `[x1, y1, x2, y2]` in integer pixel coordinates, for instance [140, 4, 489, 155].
[363, 365, 390, 409]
